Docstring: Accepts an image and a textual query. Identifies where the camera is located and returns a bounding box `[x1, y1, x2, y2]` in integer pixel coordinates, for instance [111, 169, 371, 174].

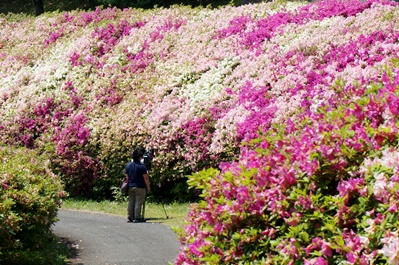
[143, 148, 154, 171]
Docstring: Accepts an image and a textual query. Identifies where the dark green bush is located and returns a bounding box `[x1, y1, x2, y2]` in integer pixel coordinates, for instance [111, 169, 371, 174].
[0, 144, 66, 262]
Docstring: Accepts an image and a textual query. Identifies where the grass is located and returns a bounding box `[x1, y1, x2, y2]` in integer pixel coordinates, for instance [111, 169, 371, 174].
[61, 197, 192, 229]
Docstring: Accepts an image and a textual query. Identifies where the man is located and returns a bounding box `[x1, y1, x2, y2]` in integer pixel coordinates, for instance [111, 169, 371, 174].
[125, 147, 151, 223]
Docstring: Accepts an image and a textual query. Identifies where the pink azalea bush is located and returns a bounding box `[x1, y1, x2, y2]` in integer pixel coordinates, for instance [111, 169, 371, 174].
[174, 1, 399, 264]
[177, 65, 399, 263]
[2, 0, 399, 262]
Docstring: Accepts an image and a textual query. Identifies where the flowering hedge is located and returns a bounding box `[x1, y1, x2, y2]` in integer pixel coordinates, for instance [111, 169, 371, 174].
[0, 145, 65, 259]
[174, 0, 399, 264]
[176, 63, 399, 264]
[2, 0, 399, 262]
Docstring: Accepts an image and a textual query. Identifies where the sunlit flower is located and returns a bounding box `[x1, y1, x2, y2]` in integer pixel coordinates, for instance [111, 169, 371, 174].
[379, 231, 399, 265]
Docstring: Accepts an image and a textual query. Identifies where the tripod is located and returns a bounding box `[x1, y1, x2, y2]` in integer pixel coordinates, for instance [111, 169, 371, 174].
[141, 194, 169, 221]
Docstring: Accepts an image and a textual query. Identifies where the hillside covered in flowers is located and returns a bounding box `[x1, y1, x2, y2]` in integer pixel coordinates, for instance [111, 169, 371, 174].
[2, 0, 399, 263]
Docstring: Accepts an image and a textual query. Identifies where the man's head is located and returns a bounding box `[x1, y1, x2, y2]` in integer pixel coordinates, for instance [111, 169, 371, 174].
[132, 146, 145, 162]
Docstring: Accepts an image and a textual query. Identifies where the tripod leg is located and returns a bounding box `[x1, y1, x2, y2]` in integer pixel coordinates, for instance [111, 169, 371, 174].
[162, 203, 168, 219]
[141, 196, 146, 222]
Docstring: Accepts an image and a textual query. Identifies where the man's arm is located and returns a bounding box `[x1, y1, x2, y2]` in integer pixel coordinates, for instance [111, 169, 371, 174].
[143, 173, 150, 193]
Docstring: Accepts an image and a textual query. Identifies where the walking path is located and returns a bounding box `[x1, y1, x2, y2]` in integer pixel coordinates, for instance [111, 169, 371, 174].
[52, 209, 181, 265]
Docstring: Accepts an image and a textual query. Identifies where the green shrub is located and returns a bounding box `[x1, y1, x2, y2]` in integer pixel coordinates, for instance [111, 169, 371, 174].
[0, 144, 66, 261]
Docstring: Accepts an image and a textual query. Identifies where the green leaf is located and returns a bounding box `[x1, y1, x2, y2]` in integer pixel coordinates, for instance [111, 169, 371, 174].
[299, 231, 310, 243]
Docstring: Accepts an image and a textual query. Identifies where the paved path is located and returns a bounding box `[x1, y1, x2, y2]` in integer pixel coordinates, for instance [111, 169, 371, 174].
[52, 209, 181, 265]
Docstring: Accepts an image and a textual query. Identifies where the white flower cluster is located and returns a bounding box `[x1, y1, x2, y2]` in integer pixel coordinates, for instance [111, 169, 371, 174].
[178, 57, 239, 112]
[379, 231, 399, 265]
[362, 147, 399, 175]
[360, 147, 399, 204]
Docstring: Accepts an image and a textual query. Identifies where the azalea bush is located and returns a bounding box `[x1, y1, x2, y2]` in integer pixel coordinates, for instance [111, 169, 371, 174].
[0, 145, 65, 261]
[174, 0, 399, 264]
[2, 0, 399, 263]
[176, 63, 399, 264]
[0, 1, 300, 197]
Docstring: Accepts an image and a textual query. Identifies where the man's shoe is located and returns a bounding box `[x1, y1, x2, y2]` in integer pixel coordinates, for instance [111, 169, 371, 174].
[138, 218, 146, 223]
[127, 218, 134, 223]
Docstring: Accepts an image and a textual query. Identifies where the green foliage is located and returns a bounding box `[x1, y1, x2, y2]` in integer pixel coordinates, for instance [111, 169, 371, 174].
[0, 144, 66, 261]
[91, 140, 136, 200]
[110, 185, 129, 202]
[0, 0, 244, 16]
[97, 0, 153, 8]
[150, 177, 201, 203]
[0, 232, 72, 265]
[0, 0, 100, 16]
